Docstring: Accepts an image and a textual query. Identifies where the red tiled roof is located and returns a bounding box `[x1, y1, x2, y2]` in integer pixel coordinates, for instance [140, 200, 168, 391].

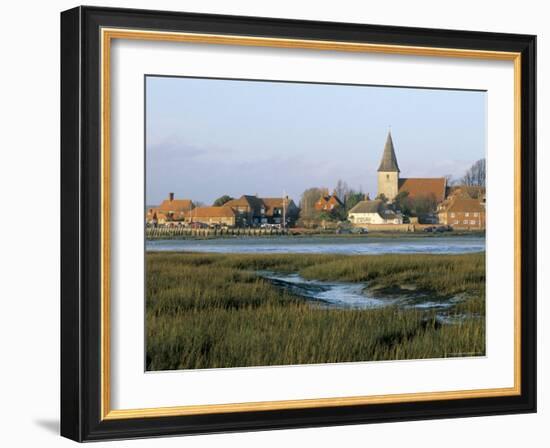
[184, 206, 235, 218]
[315, 194, 343, 209]
[224, 195, 264, 211]
[398, 178, 446, 203]
[157, 198, 193, 212]
[444, 198, 485, 213]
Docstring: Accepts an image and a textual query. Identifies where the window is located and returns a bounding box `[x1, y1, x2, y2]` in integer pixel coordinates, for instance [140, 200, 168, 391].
[465, 212, 470, 217]
[450, 213, 455, 218]
[474, 212, 479, 217]
[463, 220, 468, 224]
[470, 220, 476, 225]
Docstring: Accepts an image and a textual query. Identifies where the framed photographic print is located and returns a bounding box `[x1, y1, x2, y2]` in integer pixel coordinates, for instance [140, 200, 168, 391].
[60, 6, 536, 442]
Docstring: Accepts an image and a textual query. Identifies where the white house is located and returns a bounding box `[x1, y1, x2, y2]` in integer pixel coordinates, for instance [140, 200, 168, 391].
[348, 200, 403, 226]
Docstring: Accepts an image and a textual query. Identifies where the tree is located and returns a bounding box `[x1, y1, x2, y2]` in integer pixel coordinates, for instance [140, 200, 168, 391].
[410, 194, 437, 216]
[375, 193, 388, 203]
[319, 209, 340, 222]
[461, 159, 486, 187]
[393, 191, 411, 215]
[444, 174, 455, 186]
[213, 195, 234, 206]
[334, 179, 350, 203]
[344, 191, 364, 213]
[393, 191, 436, 217]
[299, 187, 324, 218]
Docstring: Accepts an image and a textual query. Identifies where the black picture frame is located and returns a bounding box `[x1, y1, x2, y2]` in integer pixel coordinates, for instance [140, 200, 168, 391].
[61, 5, 536, 442]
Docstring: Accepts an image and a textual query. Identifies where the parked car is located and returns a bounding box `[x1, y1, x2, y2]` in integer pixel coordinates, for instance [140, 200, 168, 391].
[424, 226, 435, 232]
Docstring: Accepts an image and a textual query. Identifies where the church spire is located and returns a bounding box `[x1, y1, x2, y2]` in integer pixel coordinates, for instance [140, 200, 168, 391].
[377, 131, 400, 173]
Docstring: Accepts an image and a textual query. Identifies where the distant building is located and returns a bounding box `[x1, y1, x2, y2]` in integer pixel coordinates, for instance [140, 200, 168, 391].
[156, 192, 193, 214]
[377, 131, 446, 203]
[147, 211, 168, 226]
[398, 178, 446, 203]
[224, 195, 267, 226]
[224, 195, 298, 227]
[348, 199, 403, 226]
[438, 194, 486, 229]
[146, 192, 194, 224]
[147, 193, 298, 228]
[184, 206, 236, 227]
[261, 197, 297, 225]
[315, 192, 344, 212]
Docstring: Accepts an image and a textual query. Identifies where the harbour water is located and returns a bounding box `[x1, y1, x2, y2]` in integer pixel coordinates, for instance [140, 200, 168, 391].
[146, 235, 485, 255]
[258, 271, 461, 312]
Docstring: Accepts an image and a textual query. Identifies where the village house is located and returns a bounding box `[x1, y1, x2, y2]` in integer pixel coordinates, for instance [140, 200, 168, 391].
[377, 131, 446, 203]
[156, 192, 193, 215]
[224, 195, 298, 227]
[146, 193, 298, 228]
[146, 211, 169, 226]
[314, 191, 344, 212]
[438, 186, 486, 229]
[261, 197, 298, 225]
[348, 199, 404, 226]
[146, 192, 194, 223]
[184, 206, 236, 227]
[438, 198, 485, 229]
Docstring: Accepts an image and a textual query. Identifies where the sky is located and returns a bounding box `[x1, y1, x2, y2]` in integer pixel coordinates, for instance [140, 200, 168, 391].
[146, 76, 486, 206]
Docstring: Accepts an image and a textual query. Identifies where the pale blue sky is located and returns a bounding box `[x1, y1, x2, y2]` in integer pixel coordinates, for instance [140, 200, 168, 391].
[146, 76, 486, 205]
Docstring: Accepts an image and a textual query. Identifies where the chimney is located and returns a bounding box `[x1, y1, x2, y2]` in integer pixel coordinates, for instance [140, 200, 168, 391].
[169, 192, 174, 201]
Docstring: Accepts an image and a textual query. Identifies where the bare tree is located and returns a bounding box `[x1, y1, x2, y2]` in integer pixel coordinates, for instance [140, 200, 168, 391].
[300, 187, 324, 218]
[444, 174, 455, 186]
[461, 159, 486, 187]
[334, 179, 350, 203]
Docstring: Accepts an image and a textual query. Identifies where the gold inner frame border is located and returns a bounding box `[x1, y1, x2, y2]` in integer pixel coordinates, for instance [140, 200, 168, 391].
[100, 27, 522, 421]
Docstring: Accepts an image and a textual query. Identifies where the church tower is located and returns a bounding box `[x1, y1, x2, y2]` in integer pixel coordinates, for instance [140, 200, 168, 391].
[377, 131, 400, 202]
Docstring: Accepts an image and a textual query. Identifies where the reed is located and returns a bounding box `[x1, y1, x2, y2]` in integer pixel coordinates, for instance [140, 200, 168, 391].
[146, 252, 485, 370]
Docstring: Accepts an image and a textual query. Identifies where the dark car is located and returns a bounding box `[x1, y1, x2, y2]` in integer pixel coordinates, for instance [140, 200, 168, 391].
[423, 226, 434, 232]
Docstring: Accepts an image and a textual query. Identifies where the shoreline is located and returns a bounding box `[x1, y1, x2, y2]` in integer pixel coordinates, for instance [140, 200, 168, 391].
[145, 230, 486, 241]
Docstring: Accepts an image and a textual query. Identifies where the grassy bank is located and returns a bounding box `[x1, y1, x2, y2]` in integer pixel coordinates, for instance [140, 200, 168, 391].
[146, 252, 485, 370]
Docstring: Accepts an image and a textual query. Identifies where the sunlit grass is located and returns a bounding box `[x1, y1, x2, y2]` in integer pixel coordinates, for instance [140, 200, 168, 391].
[146, 252, 485, 370]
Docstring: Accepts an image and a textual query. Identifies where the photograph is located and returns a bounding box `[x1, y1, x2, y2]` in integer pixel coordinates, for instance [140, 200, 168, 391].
[56, 4, 538, 442]
[144, 76, 487, 371]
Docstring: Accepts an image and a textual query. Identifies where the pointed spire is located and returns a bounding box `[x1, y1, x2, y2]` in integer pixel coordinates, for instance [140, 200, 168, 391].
[377, 131, 400, 172]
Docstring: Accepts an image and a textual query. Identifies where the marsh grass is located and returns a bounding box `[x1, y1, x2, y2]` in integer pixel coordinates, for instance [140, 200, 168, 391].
[146, 252, 485, 370]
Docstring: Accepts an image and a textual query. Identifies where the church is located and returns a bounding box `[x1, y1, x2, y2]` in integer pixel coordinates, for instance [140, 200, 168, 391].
[377, 131, 447, 204]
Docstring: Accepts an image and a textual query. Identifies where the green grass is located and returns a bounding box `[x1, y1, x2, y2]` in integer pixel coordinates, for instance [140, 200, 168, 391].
[146, 252, 485, 370]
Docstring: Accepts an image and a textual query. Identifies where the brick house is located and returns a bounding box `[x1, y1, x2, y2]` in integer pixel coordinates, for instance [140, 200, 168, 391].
[315, 192, 344, 212]
[438, 197, 486, 229]
[146, 211, 168, 226]
[224, 195, 298, 227]
[146, 192, 193, 224]
[184, 206, 236, 227]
